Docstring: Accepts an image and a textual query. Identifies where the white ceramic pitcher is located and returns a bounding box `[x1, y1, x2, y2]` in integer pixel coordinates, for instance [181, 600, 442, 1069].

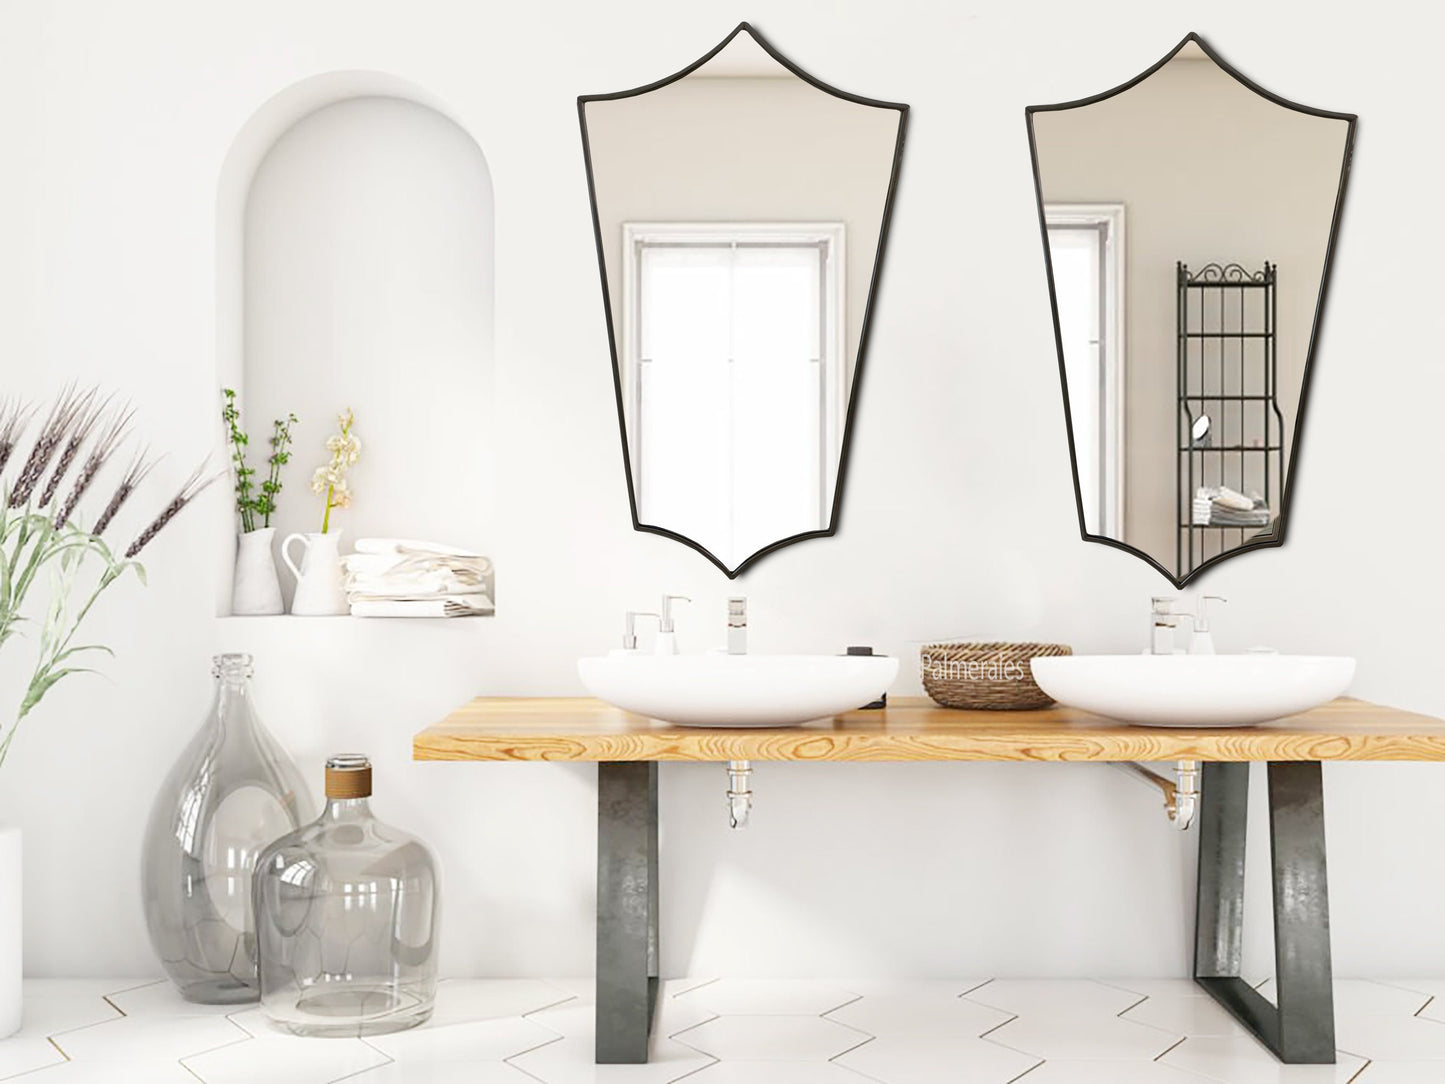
[232, 527, 284, 615]
[281, 531, 349, 616]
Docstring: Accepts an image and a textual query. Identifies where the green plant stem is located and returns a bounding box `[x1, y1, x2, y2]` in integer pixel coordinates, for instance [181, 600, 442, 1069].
[0, 520, 133, 770]
[222, 389, 256, 533]
[260, 413, 296, 529]
[322, 486, 333, 534]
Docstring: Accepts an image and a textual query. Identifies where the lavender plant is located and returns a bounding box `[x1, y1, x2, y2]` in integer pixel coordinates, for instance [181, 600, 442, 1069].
[0, 389, 214, 768]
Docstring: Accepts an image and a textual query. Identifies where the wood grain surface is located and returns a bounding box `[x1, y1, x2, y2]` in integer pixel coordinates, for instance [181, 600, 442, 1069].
[413, 697, 1445, 763]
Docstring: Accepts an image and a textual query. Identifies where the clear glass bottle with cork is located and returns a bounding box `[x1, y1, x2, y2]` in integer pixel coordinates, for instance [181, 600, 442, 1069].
[254, 754, 440, 1036]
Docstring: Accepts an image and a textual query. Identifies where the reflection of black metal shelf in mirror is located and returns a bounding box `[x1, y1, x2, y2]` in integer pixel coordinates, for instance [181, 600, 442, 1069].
[1177, 262, 1283, 579]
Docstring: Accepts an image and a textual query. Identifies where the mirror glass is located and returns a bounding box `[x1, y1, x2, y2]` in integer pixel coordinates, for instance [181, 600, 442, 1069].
[1028, 35, 1354, 585]
[580, 23, 907, 577]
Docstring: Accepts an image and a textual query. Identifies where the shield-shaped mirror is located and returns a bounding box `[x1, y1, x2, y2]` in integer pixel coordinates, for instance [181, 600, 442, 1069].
[579, 23, 907, 577]
[1027, 33, 1355, 586]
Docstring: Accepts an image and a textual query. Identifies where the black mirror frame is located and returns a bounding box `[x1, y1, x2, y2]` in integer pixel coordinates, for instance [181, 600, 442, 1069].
[1024, 32, 1357, 588]
[577, 21, 909, 578]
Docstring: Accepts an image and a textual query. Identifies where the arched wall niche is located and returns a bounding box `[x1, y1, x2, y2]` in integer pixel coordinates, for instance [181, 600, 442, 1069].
[214, 73, 495, 615]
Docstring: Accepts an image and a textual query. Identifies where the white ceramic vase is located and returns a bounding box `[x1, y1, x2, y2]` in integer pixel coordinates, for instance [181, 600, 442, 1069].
[0, 827, 20, 1039]
[282, 530, 349, 616]
[232, 528, 284, 616]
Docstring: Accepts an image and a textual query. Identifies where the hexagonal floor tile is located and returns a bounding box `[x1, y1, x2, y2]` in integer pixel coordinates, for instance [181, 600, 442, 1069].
[835, 1033, 1040, 1084]
[363, 1013, 561, 1064]
[1377, 980, 1445, 1005]
[0, 1034, 66, 1079]
[103, 979, 242, 1018]
[964, 979, 1143, 1019]
[826, 990, 1012, 1039]
[1255, 979, 1432, 1020]
[1010, 1060, 1220, 1083]
[507, 1032, 712, 1084]
[1353, 1063, 1445, 1082]
[827, 979, 990, 999]
[50, 1011, 247, 1063]
[16, 1060, 200, 1082]
[673, 1015, 869, 1061]
[347, 1063, 539, 1084]
[676, 980, 859, 1017]
[1120, 990, 1249, 1038]
[1160, 1034, 1366, 1083]
[683, 1061, 880, 1083]
[521, 991, 715, 1043]
[180, 1008, 390, 1084]
[985, 1013, 1180, 1061]
[1333, 1012, 1445, 1062]
[1101, 979, 1211, 1000]
[0, 980, 127, 1079]
[424, 979, 574, 1025]
[23, 980, 131, 1032]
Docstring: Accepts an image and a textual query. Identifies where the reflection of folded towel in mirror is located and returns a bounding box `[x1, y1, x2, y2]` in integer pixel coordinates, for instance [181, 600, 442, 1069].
[343, 538, 493, 617]
[1192, 486, 1271, 527]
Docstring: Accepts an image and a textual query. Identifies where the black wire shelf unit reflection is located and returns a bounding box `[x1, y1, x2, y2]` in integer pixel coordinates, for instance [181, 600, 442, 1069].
[1177, 262, 1283, 577]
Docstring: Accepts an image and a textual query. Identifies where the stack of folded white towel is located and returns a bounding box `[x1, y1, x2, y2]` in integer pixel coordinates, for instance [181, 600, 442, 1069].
[1191, 485, 1271, 528]
[344, 538, 494, 618]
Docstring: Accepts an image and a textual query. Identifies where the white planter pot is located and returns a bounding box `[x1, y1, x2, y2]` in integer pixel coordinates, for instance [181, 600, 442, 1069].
[282, 530, 349, 616]
[0, 827, 20, 1039]
[232, 528, 284, 616]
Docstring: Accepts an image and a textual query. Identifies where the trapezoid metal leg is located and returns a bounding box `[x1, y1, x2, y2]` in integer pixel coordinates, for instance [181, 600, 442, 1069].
[1268, 760, 1335, 1062]
[1194, 760, 1335, 1065]
[596, 761, 659, 1064]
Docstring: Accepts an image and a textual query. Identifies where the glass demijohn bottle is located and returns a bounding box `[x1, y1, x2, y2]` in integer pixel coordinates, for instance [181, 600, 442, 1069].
[141, 653, 316, 1003]
[255, 754, 440, 1036]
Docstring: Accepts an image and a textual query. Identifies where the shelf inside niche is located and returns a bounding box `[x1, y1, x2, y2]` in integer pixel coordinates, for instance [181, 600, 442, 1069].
[217, 614, 493, 626]
[217, 92, 495, 617]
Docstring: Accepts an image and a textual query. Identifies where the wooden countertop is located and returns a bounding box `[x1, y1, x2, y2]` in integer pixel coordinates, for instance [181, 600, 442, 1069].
[413, 696, 1445, 763]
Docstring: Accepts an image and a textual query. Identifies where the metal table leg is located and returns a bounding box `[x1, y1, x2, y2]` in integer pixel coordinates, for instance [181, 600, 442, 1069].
[596, 761, 659, 1063]
[1194, 761, 1335, 1064]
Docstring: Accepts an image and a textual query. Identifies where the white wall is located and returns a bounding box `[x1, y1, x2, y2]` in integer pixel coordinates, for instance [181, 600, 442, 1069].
[0, 0, 1440, 984]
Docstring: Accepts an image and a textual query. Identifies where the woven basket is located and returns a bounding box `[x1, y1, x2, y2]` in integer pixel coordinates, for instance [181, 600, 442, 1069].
[920, 642, 1073, 710]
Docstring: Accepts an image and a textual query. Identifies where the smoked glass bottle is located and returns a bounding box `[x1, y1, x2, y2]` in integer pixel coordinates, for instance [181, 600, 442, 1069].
[255, 755, 440, 1036]
[141, 653, 315, 1003]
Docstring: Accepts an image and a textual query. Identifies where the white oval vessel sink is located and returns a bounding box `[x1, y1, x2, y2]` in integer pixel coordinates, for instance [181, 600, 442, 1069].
[1030, 654, 1356, 728]
[578, 653, 899, 728]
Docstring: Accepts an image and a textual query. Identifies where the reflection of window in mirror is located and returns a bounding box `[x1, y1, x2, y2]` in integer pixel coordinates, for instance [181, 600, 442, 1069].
[621, 222, 844, 571]
[1045, 204, 1125, 538]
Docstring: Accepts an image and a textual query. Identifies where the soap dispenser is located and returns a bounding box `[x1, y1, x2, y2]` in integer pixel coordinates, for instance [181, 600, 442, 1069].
[654, 594, 690, 655]
[1189, 596, 1226, 655]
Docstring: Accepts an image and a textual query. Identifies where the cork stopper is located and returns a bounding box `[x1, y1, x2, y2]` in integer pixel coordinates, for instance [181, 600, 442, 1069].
[325, 754, 372, 800]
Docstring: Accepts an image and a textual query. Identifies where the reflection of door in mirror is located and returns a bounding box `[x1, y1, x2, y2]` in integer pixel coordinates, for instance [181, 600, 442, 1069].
[1028, 34, 1354, 585]
[580, 23, 907, 576]
[623, 223, 844, 573]
[1046, 205, 1124, 538]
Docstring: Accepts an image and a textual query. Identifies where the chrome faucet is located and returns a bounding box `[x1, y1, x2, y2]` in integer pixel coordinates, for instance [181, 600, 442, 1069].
[1149, 596, 1190, 655]
[727, 597, 747, 655]
[1189, 596, 1227, 655]
[659, 594, 690, 635]
[622, 610, 658, 651]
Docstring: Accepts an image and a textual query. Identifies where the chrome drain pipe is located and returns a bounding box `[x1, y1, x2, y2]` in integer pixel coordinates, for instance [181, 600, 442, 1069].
[726, 760, 753, 829]
[1116, 759, 1200, 830]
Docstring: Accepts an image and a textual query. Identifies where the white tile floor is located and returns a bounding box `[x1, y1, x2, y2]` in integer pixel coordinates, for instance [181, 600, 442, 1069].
[4, 977, 1445, 1082]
